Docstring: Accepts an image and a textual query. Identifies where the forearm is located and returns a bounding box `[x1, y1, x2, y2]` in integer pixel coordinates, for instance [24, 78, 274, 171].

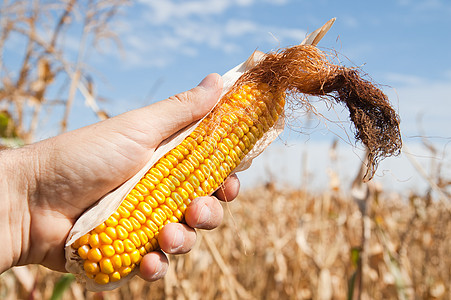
[0, 147, 34, 273]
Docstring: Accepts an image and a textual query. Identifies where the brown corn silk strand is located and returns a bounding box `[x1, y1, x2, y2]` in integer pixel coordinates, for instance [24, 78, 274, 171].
[238, 44, 401, 180]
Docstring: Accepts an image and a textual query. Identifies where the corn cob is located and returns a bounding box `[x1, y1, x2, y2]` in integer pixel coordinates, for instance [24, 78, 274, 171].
[66, 20, 401, 290]
[70, 82, 285, 285]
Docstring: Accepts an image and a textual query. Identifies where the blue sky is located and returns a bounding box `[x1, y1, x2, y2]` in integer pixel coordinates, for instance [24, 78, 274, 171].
[84, 0, 451, 140]
[3, 0, 451, 192]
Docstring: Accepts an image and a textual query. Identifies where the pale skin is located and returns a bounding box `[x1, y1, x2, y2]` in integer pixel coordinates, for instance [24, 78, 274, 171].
[0, 73, 239, 281]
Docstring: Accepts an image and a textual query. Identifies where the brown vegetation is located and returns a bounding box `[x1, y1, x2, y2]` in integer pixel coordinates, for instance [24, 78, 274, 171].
[1, 172, 449, 299]
[0, 0, 126, 144]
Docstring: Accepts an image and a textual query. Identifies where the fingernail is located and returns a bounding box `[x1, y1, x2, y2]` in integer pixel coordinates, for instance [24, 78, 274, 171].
[171, 228, 184, 251]
[197, 204, 211, 226]
[198, 74, 218, 89]
[152, 261, 164, 280]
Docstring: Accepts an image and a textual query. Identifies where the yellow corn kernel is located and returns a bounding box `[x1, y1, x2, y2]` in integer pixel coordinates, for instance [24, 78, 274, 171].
[187, 174, 200, 189]
[105, 216, 118, 227]
[83, 261, 100, 274]
[118, 266, 132, 277]
[77, 245, 90, 260]
[141, 178, 155, 191]
[136, 229, 149, 245]
[156, 183, 172, 197]
[78, 234, 90, 246]
[99, 232, 113, 245]
[160, 205, 173, 218]
[117, 206, 130, 219]
[119, 219, 133, 233]
[121, 200, 134, 212]
[173, 209, 183, 221]
[112, 240, 125, 254]
[138, 246, 147, 257]
[129, 232, 141, 248]
[131, 210, 146, 225]
[94, 273, 110, 285]
[186, 155, 199, 169]
[129, 217, 141, 230]
[145, 220, 158, 233]
[111, 254, 122, 269]
[151, 190, 166, 204]
[88, 234, 100, 248]
[201, 180, 212, 194]
[182, 160, 195, 174]
[150, 211, 164, 226]
[162, 177, 177, 192]
[130, 249, 141, 264]
[145, 196, 159, 208]
[149, 168, 164, 181]
[175, 188, 189, 202]
[110, 272, 121, 282]
[116, 225, 129, 240]
[144, 242, 153, 252]
[166, 198, 178, 211]
[192, 149, 205, 164]
[134, 184, 149, 196]
[176, 143, 191, 155]
[71, 239, 80, 250]
[121, 253, 131, 267]
[181, 181, 194, 196]
[150, 238, 159, 249]
[137, 202, 152, 217]
[155, 162, 170, 177]
[145, 173, 160, 186]
[165, 154, 178, 166]
[130, 190, 144, 201]
[123, 239, 136, 252]
[87, 248, 102, 263]
[105, 227, 117, 240]
[169, 215, 179, 223]
[94, 223, 106, 234]
[176, 163, 190, 179]
[99, 258, 114, 274]
[100, 245, 115, 257]
[170, 168, 185, 183]
[141, 226, 155, 240]
[171, 192, 184, 206]
[192, 169, 205, 183]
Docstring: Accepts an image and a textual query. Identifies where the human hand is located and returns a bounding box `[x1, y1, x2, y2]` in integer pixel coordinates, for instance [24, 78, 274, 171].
[0, 73, 240, 282]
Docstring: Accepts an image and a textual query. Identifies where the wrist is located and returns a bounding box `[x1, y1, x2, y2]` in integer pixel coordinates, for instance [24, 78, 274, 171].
[0, 146, 36, 272]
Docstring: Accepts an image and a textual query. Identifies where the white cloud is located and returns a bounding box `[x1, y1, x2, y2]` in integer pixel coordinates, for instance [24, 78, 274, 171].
[225, 20, 258, 37]
[137, 0, 251, 24]
[112, 1, 307, 68]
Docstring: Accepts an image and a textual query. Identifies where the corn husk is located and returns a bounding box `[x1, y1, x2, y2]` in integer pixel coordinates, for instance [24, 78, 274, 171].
[65, 19, 336, 291]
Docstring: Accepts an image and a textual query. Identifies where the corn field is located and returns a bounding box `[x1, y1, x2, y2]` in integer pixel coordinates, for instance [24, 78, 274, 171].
[1, 174, 450, 299]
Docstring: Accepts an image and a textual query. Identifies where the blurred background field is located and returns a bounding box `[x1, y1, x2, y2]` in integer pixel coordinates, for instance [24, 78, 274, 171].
[1, 0, 450, 299]
[2, 165, 450, 299]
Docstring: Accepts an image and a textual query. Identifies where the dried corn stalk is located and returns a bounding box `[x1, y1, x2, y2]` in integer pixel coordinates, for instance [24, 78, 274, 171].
[65, 19, 401, 291]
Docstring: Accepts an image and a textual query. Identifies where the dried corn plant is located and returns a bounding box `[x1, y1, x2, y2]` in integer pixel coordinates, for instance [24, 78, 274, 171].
[1, 165, 449, 299]
[0, 0, 128, 145]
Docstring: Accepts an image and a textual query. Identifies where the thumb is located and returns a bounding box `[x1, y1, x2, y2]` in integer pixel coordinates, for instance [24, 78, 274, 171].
[116, 73, 223, 148]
